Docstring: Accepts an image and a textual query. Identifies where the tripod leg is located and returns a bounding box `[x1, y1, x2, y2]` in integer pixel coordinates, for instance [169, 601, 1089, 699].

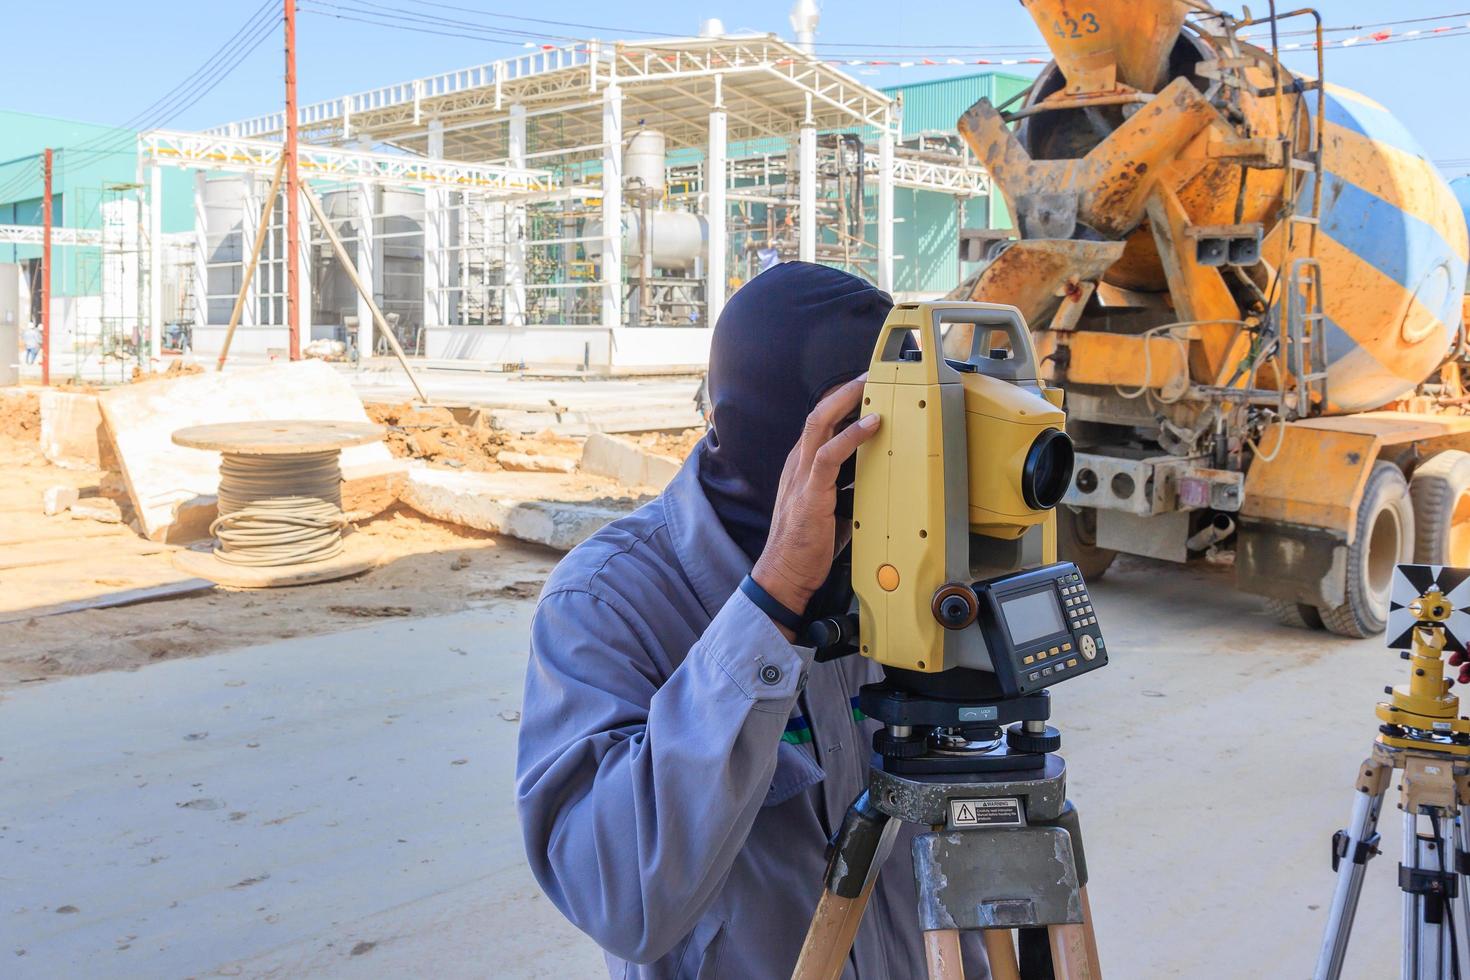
[1452, 811, 1464, 980]
[1079, 887, 1103, 979]
[792, 791, 898, 980]
[982, 930, 1023, 980]
[1405, 810, 1421, 980]
[1314, 756, 1390, 980]
[1047, 923, 1096, 980]
[924, 929, 965, 980]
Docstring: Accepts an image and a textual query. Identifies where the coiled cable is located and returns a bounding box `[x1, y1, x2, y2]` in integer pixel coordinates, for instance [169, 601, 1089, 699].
[210, 450, 347, 566]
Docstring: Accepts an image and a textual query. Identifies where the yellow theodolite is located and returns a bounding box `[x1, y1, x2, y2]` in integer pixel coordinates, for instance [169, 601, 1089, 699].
[792, 302, 1107, 980]
[850, 301, 1091, 685]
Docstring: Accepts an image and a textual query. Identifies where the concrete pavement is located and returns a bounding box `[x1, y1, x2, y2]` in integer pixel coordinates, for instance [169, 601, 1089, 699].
[1, 606, 602, 978]
[2, 554, 1407, 978]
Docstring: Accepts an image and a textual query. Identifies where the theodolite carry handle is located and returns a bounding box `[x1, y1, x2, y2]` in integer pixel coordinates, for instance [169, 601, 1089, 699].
[868, 302, 1040, 386]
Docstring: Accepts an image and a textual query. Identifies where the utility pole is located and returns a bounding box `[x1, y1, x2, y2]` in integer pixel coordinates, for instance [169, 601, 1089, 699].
[284, 0, 301, 360]
[41, 148, 52, 386]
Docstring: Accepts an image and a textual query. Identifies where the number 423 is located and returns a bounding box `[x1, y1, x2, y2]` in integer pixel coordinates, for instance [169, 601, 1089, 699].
[1054, 12, 1102, 38]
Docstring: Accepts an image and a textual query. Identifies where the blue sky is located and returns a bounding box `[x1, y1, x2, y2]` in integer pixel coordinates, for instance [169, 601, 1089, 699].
[1, 1, 1466, 175]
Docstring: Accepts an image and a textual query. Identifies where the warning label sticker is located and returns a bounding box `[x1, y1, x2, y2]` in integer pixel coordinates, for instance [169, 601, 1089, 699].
[948, 798, 1024, 828]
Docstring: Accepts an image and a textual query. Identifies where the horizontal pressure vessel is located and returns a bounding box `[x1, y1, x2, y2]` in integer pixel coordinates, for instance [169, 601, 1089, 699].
[585, 210, 709, 271]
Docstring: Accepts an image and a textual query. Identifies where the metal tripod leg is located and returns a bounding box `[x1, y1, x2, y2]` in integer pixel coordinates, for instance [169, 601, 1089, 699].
[1315, 754, 1391, 979]
[1457, 804, 1470, 979]
[792, 790, 899, 980]
[1405, 807, 1461, 980]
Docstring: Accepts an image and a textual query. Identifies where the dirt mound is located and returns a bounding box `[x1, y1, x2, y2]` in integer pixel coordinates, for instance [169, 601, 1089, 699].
[0, 388, 41, 443]
[367, 401, 509, 471]
[366, 403, 591, 473]
[130, 361, 206, 384]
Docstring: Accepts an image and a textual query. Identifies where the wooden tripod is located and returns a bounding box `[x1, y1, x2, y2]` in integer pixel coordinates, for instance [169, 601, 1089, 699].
[791, 759, 1102, 980]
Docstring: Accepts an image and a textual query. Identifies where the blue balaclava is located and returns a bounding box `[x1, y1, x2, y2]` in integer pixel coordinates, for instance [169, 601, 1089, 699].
[698, 261, 893, 562]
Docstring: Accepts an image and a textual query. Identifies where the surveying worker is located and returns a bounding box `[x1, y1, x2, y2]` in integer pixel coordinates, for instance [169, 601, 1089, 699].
[516, 262, 987, 978]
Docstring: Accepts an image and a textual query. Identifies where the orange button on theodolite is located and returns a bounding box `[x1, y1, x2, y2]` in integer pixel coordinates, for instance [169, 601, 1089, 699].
[877, 564, 900, 591]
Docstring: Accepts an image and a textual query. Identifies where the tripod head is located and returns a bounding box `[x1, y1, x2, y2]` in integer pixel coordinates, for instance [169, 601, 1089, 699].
[1377, 564, 1470, 754]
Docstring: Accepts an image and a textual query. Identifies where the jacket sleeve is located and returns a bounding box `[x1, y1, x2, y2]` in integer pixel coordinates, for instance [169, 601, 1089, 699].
[515, 584, 813, 964]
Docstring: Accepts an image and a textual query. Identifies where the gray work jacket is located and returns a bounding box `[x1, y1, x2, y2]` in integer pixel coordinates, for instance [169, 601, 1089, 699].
[516, 447, 986, 979]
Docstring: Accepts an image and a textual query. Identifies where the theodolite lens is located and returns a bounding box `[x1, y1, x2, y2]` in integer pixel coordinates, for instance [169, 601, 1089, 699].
[1021, 428, 1074, 510]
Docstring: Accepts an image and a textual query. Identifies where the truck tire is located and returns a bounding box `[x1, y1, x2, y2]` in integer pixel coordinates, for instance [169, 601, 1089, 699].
[1409, 450, 1470, 565]
[1058, 505, 1117, 580]
[1264, 598, 1324, 630]
[1320, 462, 1414, 638]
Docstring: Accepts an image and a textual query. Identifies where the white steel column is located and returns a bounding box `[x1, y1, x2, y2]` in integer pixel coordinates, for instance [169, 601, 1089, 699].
[877, 106, 896, 293]
[601, 83, 623, 330]
[423, 119, 445, 333]
[707, 78, 727, 327]
[296, 186, 313, 345]
[355, 180, 376, 357]
[798, 94, 816, 264]
[238, 173, 260, 331]
[148, 163, 164, 361]
[192, 172, 210, 333]
[506, 103, 528, 328]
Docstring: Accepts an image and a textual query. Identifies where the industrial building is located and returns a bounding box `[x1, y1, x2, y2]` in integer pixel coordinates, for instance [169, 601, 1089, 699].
[0, 35, 1027, 375]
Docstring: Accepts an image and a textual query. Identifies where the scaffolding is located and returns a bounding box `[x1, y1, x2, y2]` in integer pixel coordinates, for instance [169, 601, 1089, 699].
[159, 34, 995, 370]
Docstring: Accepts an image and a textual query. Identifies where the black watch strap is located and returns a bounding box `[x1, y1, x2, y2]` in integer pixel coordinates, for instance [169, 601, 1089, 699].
[739, 575, 806, 632]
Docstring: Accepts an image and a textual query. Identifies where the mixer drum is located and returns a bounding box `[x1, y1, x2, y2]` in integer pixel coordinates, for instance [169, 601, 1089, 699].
[1301, 86, 1468, 411]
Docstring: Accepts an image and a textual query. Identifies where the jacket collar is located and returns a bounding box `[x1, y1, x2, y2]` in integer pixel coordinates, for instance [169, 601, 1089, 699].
[662, 440, 753, 621]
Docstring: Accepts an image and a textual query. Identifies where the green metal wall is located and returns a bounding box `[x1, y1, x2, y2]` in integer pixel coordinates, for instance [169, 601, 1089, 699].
[883, 72, 1033, 140]
[877, 72, 1034, 292]
[0, 110, 193, 296]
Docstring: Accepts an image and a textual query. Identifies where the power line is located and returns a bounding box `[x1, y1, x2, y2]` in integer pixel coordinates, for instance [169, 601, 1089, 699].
[399, 0, 683, 39]
[0, 2, 282, 204]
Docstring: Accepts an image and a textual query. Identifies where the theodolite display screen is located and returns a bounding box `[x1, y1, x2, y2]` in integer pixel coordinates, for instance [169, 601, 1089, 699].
[974, 561, 1108, 699]
[1001, 590, 1067, 646]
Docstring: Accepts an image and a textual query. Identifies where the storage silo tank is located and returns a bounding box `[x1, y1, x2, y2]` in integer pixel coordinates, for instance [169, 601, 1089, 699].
[313, 186, 425, 344]
[201, 177, 248, 325]
[624, 130, 667, 200]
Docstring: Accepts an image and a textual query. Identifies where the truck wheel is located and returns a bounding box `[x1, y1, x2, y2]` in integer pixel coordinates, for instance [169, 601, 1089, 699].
[1058, 505, 1116, 580]
[1264, 598, 1323, 630]
[1320, 462, 1414, 638]
[1410, 450, 1470, 565]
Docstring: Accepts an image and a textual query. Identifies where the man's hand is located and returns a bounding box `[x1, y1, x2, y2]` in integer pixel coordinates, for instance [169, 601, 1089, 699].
[751, 375, 880, 638]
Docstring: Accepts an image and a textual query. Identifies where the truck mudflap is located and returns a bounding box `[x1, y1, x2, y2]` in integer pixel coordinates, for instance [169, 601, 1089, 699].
[1235, 516, 1349, 609]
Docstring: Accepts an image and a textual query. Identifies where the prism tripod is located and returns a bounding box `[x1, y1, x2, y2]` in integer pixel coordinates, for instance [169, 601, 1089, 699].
[1315, 564, 1470, 980]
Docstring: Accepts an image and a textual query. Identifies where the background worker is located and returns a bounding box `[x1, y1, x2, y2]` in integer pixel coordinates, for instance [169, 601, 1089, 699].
[22, 321, 41, 365]
[516, 262, 987, 978]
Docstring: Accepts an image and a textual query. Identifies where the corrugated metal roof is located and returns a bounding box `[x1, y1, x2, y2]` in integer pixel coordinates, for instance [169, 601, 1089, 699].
[882, 72, 1034, 138]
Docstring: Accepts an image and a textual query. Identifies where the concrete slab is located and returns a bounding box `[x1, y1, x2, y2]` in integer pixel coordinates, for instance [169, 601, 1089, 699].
[0, 608, 604, 978]
[400, 466, 634, 551]
[38, 389, 103, 469]
[579, 432, 680, 490]
[98, 362, 392, 541]
[340, 364, 703, 435]
[497, 451, 577, 474]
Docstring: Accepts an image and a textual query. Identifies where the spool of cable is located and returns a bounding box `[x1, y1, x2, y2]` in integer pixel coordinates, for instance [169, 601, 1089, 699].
[212, 450, 347, 566]
[171, 420, 386, 588]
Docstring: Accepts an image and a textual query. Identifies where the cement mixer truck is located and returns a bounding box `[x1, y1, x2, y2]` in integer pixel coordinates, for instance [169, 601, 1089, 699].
[951, 0, 1470, 637]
